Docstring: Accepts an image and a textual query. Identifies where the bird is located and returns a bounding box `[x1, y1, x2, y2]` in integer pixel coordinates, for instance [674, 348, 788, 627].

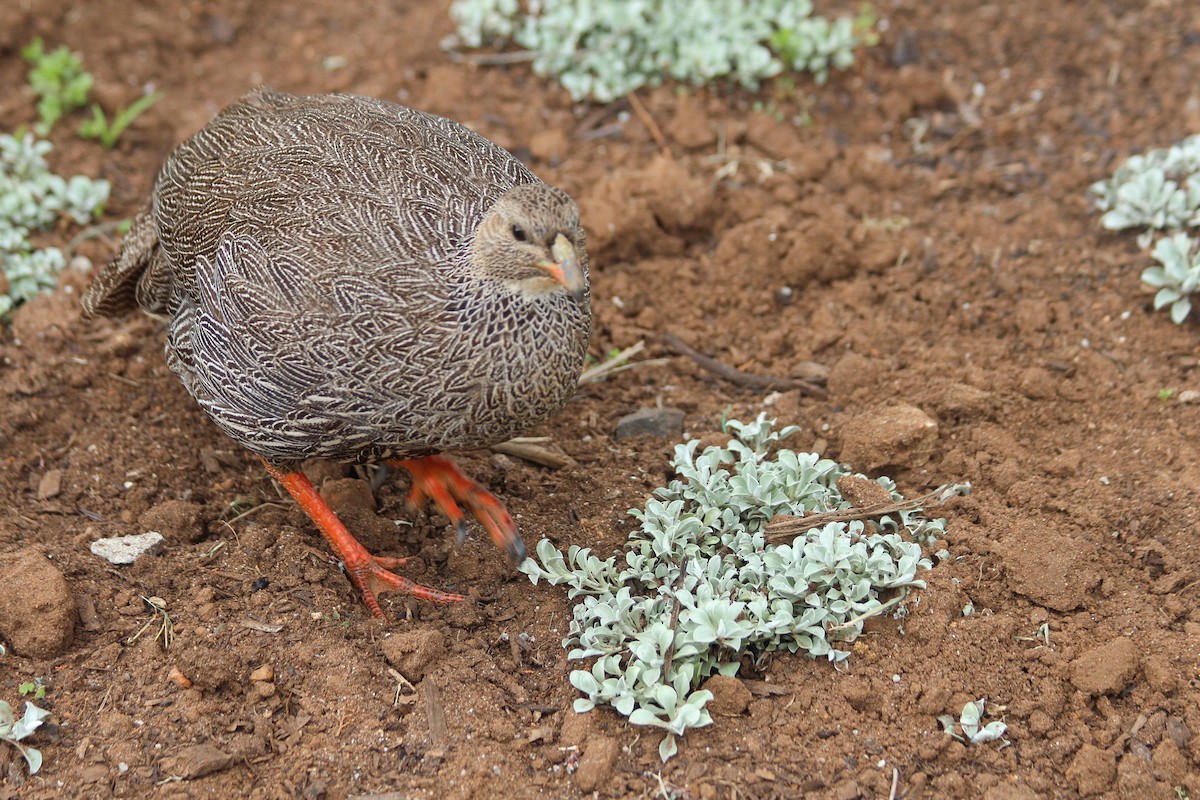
[82, 87, 591, 619]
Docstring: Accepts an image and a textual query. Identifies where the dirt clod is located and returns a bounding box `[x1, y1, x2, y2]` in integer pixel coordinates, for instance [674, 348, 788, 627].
[575, 735, 619, 792]
[380, 628, 445, 682]
[1070, 637, 1140, 696]
[0, 549, 76, 658]
[839, 404, 938, 472]
[702, 674, 752, 716]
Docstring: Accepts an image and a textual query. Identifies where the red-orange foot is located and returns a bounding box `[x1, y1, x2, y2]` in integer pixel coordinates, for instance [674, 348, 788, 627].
[391, 455, 527, 564]
[260, 458, 464, 618]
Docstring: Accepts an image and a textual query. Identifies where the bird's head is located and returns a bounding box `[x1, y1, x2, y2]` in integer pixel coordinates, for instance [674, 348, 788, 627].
[470, 183, 588, 302]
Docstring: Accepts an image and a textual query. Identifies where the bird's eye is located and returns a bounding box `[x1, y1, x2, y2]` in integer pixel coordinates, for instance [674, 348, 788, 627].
[511, 224, 527, 242]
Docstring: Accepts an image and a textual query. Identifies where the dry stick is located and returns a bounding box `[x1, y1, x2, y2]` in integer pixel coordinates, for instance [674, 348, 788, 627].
[626, 91, 672, 159]
[490, 439, 575, 469]
[444, 49, 539, 66]
[659, 558, 690, 682]
[663, 332, 829, 400]
[764, 483, 964, 541]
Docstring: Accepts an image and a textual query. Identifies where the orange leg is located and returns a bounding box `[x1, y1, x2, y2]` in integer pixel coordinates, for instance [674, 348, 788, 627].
[260, 458, 464, 618]
[390, 455, 527, 564]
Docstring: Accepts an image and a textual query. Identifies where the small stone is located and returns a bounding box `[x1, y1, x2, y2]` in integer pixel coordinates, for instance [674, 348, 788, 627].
[0, 549, 77, 658]
[1070, 637, 1139, 696]
[380, 628, 445, 682]
[1066, 744, 1116, 797]
[575, 735, 619, 793]
[701, 674, 752, 716]
[36, 469, 63, 500]
[839, 404, 939, 471]
[614, 407, 685, 440]
[160, 743, 235, 779]
[249, 664, 274, 682]
[90, 531, 165, 565]
[1177, 389, 1200, 404]
[1165, 716, 1191, 750]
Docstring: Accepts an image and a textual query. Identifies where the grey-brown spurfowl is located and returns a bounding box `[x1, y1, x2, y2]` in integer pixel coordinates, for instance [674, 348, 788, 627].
[83, 87, 591, 618]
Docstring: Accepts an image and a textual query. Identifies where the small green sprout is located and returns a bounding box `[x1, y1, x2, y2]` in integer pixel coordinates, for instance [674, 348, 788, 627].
[18, 678, 48, 701]
[21, 38, 93, 136]
[0, 699, 51, 775]
[79, 91, 163, 150]
[938, 698, 1008, 745]
[1158, 387, 1177, 402]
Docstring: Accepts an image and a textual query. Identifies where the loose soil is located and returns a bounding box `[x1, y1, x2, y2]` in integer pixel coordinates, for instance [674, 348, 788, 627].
[1, 1, 1199, 798]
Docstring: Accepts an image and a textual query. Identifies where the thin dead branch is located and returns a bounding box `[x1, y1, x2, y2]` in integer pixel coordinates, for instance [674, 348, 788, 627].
[663, 332, 828, 399]
[765, 483, 966, 541]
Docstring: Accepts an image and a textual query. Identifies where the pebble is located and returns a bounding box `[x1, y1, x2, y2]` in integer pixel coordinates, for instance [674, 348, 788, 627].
[90, 531, 165, 564]
[0, 549, 77, 658]
[1070, 637, 1139, 696]
[380, 628, 445, 682]
[838, 404, 938, 471]
[36, 469, 63, 500]
[614, 407, 685, 440]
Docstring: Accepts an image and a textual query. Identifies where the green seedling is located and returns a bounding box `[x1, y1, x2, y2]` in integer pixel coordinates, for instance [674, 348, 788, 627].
[22, 38, 93, 136]
[79, 91, 163, 150]
[523, 415, 966, 760]
[1158, 387, 1177, 402]
[938, 698, 1008, 745]
[18, 678, 48, 701]
[0, 699, 50, 775]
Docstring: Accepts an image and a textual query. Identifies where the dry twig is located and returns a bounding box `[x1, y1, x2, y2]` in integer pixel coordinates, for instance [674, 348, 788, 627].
[663, 332, 828, 399]
[765, 483, 965, 541]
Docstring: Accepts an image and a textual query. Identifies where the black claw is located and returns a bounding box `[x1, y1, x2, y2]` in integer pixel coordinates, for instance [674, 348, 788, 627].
[507, 535, 527, 565]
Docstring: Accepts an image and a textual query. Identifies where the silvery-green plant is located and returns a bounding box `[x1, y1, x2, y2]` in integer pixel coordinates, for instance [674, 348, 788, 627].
[522, 415, 965, 760]
[448, 0, 866, 103]
[0, 132, 109, 318]
[938, 698, 1008, 745]
[1142, 232, 1200, 324]
[1089, 134, 1200, 322]
[0, 699, 50, 775]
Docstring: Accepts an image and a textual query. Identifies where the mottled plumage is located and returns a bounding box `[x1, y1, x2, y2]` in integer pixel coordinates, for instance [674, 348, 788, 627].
[84, 87, 591, 465]
[83, 87, 591, 616]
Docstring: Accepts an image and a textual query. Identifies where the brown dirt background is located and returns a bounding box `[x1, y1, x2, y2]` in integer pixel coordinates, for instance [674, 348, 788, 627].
[2, 1, 1199, 798]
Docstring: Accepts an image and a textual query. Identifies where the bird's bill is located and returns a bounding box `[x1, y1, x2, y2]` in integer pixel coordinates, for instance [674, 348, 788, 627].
[539, 233, 586, 301]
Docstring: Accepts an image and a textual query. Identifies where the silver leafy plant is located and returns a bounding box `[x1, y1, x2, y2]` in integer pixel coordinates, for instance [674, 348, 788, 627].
[521, 415, 967, 760]
[1089, 134, 1200, 323]
[0, 699, 51, 775]
[937, 698, 1008, 746]
[448, 0, 865, 103]
[0, 132, 109, 318]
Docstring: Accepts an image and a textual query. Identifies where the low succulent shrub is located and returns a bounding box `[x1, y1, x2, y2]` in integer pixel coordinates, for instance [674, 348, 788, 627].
[0, 133, 109, 318]
[448, 0, 871, 103]
[522, 415, 966, 760]
[1090, 134, 1200, 323]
